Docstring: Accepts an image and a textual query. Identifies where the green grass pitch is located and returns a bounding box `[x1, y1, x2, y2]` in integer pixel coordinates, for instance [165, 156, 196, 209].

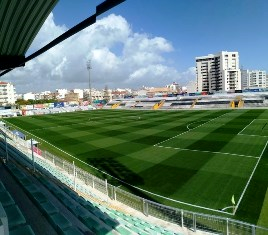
[4, 109, 268, 226]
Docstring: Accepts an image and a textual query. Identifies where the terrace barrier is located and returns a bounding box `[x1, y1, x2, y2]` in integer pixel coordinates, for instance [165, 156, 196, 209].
[0, 126, 268, 235]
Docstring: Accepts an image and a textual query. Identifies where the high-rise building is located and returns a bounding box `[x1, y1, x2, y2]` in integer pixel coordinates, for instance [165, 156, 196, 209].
[240, 70, 267, 89]
[0, 81, 16, 105]
[250, 70, 266, 89]
[241, 69, 249, 89]
[196, 51, 241, 93]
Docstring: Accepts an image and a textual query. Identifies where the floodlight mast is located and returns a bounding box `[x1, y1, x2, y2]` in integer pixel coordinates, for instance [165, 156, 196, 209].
[87, 60, 92, 104]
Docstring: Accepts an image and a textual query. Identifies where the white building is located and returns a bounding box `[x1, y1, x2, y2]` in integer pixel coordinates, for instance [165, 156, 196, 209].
[166, 82, 181, 92]
[23, 92, 35, 100]
[56, 89, 68, 99]
[0, 82, 16, 105]
[249, 70, 267, 88]
[196, 51, 241, 93]
[73, 89, 84, 99]
[84, 88, 105, 101]
[186, 81, 197, 93]
[241, 70, 267, 89]
[241, 69, 249, 89]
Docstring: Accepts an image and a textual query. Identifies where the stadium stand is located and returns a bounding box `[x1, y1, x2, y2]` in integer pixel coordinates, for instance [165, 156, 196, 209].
[134, 101, 157, 109]
[123, 101, 137, 109]
[152, 100, 165, 110]
[193, 100, 232, 109]
[243, 98, 266, 108]
[104, 93, 268, 110]
[0, 133, 184, 234]
[112, 102, 122, 109]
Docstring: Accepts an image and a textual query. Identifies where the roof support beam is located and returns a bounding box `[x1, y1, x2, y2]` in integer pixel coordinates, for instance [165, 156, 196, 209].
[0, 0, 126, 77]
[0, 55, 25, 70]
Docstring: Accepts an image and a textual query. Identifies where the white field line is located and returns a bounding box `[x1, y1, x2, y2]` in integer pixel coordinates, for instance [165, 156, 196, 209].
[238, 118, 268, 137]
[233, 140, 268, 215]
[4, 120, 232, 215]
[186, 120, 210, 130]
[156, 145, 259, 159]
[154, 112, 230, 146]
[221, 206, 234, 211]
[238, 119, 255, 135]
[238, 133, 268, 138]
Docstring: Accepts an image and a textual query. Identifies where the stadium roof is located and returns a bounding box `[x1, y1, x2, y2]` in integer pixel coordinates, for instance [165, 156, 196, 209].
[0, 0, 125, 77]
[0, 0, 59, 70]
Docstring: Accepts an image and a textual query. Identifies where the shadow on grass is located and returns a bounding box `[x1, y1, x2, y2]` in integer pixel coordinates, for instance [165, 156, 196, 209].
[187, 109, 265, 152]
[86, 157, 159, 203]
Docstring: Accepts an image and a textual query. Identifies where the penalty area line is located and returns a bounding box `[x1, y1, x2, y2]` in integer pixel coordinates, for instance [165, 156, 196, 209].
[154, 112, 230, 147]
[186, 120, 210, 130]
[221, 205, 235, 212]
[156, 145, 259, 159]
[233, 140, 268, 215]
[238, 119, 256, 135]
[238, 133, 268, 138]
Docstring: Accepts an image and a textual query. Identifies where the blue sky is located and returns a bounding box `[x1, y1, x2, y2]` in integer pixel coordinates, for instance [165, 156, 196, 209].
[6, 0, 268, 93]
[53, 0, 268, 71]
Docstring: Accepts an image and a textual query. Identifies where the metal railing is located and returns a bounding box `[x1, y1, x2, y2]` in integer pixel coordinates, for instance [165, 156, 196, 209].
[1, 127, 268, 235]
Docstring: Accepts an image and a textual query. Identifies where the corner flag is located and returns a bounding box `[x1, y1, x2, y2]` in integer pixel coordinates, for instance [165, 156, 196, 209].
[231, 195, 236, 205]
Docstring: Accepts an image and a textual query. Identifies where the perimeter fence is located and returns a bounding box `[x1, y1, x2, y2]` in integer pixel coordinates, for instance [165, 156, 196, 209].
[0, 126, 268, 235]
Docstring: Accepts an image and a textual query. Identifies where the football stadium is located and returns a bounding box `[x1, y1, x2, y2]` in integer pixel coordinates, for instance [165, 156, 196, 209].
[0, 0, 268, 235]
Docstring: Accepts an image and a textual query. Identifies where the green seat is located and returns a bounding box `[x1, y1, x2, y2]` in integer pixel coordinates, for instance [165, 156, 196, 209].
[103, 216, 118, 228]
[61, 198, 73, 207]
[19, 177, 32, 187]
[5, 205, 26, 229]
[11, 169, 26, 179]
[125, 224, 149, 234]
[32, 192, 47, 204]
[150, 226, 165, 233]
[10, 225, 35, 235]
[49, 213, 72, 232]
[60, 226, 84, 235]
[92, 224, 115, 235]
[93, 210, 118, 228]
[82, 213, 115, 235]
[80, 215, 99, 229]
[40, 201, 59, 215]
[0, 191, 15, 207]
[24, 184, 39, 194]
[84, 202, 96, 211]
[77, 196, 88, 207]
[0, 182, 6, 192]
[73, 206, 91, 219]
[115, 224, 134, 235]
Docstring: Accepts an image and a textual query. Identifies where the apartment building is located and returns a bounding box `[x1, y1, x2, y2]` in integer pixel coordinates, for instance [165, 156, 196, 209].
[196, 51, 241, 93]
[0, 81, 16, 105]
[241, 69, 267, 89]
[241, 69, 249, 89]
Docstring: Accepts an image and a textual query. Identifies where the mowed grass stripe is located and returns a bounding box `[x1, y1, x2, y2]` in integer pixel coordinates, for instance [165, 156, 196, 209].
[161, 110, 266, 157]
[4, 109, 268, 224]
[171, 153, 257, 209]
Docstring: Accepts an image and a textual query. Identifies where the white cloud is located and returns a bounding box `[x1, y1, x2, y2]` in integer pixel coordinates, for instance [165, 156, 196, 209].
[180, 67, 196, 85]
[27, 13, 68, 53]
[3, 13, 194, 93]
